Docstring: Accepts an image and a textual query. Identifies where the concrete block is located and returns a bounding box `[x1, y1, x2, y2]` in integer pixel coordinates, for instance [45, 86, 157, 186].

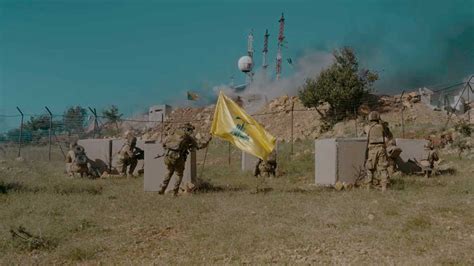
[241, 143, 278, 172]
[241, 152, 260, 172]
[394, 138, 429, 173]
[77, 139, 112, 174]
[143, 141, 196, 192]
[315, 138, 366, 186]
[111, 139, 145, 175]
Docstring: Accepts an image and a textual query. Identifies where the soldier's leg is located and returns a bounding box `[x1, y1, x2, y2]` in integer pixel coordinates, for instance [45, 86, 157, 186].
[377, 148, 390, 191]
[128, 158, 138, 176]
[365, 148, 376, 188]
[159, 160, 175, 194]
[172, 160, 186, 196]
[117, 159, 127, 176]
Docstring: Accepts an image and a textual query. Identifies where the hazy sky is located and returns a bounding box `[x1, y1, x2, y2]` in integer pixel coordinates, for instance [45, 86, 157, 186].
[1, 0, 473, 128]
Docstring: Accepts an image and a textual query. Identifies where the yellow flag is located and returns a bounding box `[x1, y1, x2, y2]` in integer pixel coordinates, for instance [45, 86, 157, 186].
[211, 91, 276, 160]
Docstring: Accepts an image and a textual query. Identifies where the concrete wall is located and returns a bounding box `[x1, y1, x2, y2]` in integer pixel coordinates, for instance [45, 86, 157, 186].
[315, 138, 366, 186]
[143, 141, 196, 192]
[77, 139, 112, 174]
[241, 152, 260, 172]
[110, 139, 145, 175]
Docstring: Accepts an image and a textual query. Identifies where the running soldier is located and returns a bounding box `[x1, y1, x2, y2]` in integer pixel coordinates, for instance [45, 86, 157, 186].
[158, 123, 211, 196]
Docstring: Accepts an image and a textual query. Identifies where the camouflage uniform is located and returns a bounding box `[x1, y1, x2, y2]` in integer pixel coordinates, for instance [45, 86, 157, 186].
[65, 142, 89, 177]
[159, 124, 210, 196]
[116, 136, 141, 177]
[254, 150, 277, 178]
[420, 141, 439, 178]
[364, 111, 393, 191]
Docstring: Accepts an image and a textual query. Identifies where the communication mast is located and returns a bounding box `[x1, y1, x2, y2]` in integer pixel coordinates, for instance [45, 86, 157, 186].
[247, 29, 254, 82]
[276, 13, 285, 81]
[262, 29, 269, 78]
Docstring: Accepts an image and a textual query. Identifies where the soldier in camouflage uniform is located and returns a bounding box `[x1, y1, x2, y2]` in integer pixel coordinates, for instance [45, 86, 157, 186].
[419, 140, 439, 178]
[158, 123, 211, 196]
[65, 141, 89, 177]
[254, 149, 277, 178]
[116, 134, 143, 177]
[364, 111, 393, 191]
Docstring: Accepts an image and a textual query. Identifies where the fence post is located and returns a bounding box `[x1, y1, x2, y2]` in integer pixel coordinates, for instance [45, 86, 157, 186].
[16, 107, 24, 158]
[354, 107, 358, 137]
[45, 106, 53, 161]
[88, 107, 98, 138]
[290, 102, 294, 156]
[161, 113, 164, 143]
[228, 142, 231, 165]
[400, 91, 405, 138]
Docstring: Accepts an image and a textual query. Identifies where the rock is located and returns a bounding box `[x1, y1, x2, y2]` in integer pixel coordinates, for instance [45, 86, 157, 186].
[15, 157, 25, 162]
[368, 213, 375, 220]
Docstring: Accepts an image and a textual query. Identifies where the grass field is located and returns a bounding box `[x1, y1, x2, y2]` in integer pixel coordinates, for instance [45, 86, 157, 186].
[1, 141, 473, 264]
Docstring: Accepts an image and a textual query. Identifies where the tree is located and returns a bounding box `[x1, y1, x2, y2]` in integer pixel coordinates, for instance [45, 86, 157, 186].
[63, 106, 87, 135]
[299, 47, 378, 123]
[102, 105, 123, 129]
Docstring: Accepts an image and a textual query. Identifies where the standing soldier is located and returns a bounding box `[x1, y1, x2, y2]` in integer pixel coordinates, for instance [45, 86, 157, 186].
[65, 141, 89, 177]
[364, 111, 393, 191]
[158, 123, 211, 196]
[419, 140, 440, 178]
[116, 133, 142, 177]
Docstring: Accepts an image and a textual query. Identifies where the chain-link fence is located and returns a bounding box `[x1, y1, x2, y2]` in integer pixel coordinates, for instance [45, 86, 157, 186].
[1, 80, 472, 162]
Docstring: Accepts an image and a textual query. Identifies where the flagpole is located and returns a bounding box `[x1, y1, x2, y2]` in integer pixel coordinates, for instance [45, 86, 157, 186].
[228, 142, 231, 165]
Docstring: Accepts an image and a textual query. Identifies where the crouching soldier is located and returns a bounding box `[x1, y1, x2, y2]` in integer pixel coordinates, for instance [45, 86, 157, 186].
[419, 140, 439, 178]
[254, 150, 277, 178]
[364, 111, 393, 191]
[116, 134, 143, 177]
[65, 141, 89, 177]
[158, 123, 211, 196]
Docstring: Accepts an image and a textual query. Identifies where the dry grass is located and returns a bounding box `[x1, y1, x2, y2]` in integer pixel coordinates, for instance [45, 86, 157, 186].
[0, 142, 473, 264]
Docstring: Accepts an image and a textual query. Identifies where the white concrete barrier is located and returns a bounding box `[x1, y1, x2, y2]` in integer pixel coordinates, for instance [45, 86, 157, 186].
[77, 139, 112, 174]
[315, 138, 367, 186]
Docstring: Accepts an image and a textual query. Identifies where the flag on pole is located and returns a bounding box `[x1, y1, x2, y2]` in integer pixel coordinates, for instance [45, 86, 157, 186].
[211, 91, 276, 160]
[187, 91, 200, 101]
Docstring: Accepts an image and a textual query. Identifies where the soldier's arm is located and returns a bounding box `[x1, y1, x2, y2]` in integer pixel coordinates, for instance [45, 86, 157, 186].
[383, 121, 394, 141]
[65, 152, 72, 163]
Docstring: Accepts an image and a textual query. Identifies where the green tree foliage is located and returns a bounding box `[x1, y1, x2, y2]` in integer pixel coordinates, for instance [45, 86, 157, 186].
[102, 105, 123, 129]
[63, 106, 87, 135]
[299, 47, 378, 123]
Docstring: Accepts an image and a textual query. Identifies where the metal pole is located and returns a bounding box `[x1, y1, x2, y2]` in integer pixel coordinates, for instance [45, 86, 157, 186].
[290, 102, 294, 155]
[45, 106, 53, 161]
[161, 113, 164, 143]
[16, 107, 24, 158]
[88, 107, 98, 138]
[228, 142, 231, 165]
[400, 91, 405, 138]
[354, 107, 358, 137]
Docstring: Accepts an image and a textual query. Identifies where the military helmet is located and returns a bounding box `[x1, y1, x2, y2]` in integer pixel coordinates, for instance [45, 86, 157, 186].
[69, 140, 78, 150]
[182, 123, 195, 132]
[368, 111, 380, 121]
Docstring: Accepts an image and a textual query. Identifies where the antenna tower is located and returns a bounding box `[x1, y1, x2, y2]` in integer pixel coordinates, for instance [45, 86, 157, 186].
[276, 13, 285, 81]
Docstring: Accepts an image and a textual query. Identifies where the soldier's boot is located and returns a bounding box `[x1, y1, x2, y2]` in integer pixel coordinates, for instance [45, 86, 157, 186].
[364, 171, 374, 190]
[172, 172, 184, 197]
[380, 170, 389, 192]
[128, 159, 138, 177]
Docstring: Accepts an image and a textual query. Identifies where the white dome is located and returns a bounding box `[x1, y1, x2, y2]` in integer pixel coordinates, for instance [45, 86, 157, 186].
[238, 55, 253, 73]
